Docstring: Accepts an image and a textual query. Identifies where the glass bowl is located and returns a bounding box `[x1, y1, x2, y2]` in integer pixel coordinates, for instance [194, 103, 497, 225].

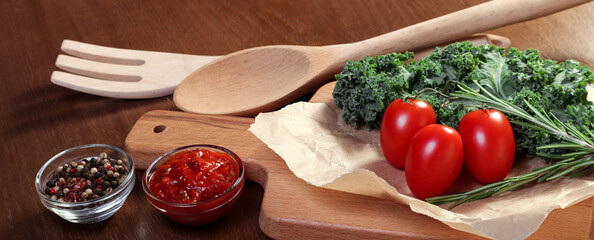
[35, 144, 135, 224]
[142, 145, 245, 225]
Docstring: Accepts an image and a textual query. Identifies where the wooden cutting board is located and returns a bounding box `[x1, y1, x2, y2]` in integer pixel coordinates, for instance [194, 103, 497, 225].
[125, 81, 594, 239]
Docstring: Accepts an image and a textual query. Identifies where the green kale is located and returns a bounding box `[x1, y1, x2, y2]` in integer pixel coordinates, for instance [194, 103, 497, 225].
[333, 41, 594, 157]
[333, 52, 414, 129]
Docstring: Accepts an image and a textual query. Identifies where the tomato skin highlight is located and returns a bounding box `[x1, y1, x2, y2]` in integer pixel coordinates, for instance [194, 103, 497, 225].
[458, 109, 515, 184]
[380, 99, 436, 169]
[405, 124, 464, 200]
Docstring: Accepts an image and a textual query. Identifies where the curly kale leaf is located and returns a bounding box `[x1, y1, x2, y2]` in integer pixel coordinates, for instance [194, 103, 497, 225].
[333, 52, 414, 129]
[333, 41, 594, 158]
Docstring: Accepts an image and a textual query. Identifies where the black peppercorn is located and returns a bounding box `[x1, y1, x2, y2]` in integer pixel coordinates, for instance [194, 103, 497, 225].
[110, 180, 118, 188]
[46, 179, 56, 188]
[101, 181, 110, 189]
[90, 158, 99, 167]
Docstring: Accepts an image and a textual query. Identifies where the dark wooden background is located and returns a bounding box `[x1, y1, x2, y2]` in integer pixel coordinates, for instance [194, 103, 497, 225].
[1, 0, 593, 239]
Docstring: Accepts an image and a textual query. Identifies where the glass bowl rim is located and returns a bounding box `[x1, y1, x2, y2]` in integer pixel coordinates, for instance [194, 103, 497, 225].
[35, 143, 135, 206]
[142, 144, 245, 208]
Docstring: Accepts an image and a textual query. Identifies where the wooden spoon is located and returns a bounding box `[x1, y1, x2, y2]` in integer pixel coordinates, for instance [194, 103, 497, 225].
[174, 0, 591, 116]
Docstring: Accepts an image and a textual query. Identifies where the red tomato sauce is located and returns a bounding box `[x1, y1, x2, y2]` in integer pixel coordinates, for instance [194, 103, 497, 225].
[148, 149, 239, 204]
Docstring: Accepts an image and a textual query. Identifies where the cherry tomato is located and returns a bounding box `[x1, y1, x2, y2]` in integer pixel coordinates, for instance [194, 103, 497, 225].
[380, 99, 436, 168]
[405, 124, 464, 200]
[457, 109, 515, 184]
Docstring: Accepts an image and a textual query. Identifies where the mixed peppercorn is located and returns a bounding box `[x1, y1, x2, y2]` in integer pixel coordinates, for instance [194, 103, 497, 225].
[44, 152, 129, 202]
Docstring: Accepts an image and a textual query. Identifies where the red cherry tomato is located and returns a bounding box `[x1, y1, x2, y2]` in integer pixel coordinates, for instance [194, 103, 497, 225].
[380, 99, 436, 168]
[405, 124, 464, 200]
[457, 109, 515, 184]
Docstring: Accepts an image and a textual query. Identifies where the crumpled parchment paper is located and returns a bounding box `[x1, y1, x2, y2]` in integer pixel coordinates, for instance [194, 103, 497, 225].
[249, 101, 594, 240]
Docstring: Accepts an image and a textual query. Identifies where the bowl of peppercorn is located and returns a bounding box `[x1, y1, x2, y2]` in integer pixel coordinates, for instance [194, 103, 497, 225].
[142, 145, 245, 225]
[35, 144, 135, 224]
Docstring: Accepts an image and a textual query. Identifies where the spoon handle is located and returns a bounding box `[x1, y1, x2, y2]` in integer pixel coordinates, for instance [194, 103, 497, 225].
[339, 0, 591, 60]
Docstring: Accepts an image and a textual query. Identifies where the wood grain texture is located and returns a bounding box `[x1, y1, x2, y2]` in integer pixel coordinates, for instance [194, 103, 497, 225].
[1, 0, 593, 239]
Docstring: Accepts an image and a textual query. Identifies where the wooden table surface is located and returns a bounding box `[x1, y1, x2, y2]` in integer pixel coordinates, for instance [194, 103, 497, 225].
[2, 0, 593, 239]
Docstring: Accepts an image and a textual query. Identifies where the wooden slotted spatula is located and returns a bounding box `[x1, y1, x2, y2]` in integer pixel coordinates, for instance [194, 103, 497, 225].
[51, 34, 507, 99]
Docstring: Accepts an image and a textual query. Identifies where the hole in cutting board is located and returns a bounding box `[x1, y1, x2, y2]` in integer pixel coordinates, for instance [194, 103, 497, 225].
[153, 125, 167, 133]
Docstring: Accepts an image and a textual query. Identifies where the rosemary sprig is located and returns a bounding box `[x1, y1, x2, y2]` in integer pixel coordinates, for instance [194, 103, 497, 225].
[452, 83, 594, 150]
[425, 81, 594, 209]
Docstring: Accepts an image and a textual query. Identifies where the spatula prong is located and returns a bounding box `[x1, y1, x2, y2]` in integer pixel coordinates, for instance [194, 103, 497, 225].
[55, 54, 142, 82]
[61, 40, 146, 65]
[51, 71, 174, 99]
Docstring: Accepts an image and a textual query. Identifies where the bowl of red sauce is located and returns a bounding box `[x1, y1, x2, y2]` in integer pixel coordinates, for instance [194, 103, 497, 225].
[142, 145, 245, 225]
